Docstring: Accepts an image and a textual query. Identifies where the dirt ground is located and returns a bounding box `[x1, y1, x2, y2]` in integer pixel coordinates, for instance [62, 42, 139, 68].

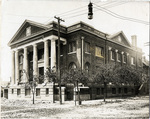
[1, 95, 149, 119]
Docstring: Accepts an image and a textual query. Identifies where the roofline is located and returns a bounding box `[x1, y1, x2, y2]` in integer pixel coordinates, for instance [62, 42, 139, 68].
[8, 19, 49, 46]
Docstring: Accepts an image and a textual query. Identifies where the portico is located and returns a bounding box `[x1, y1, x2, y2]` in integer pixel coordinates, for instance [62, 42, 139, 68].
[11, 35, 66, 85]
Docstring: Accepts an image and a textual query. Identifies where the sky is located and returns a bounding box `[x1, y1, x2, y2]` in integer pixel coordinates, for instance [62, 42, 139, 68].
[0, 0, 149, 82]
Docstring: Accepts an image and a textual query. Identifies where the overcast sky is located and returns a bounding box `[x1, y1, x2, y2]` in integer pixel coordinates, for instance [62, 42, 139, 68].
[0, 0, 149, 81]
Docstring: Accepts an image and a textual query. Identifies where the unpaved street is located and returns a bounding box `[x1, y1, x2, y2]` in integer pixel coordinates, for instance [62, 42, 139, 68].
[1, 96, 149, 119]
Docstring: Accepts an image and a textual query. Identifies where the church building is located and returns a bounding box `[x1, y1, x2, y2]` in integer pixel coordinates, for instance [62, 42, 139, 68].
[6, 20, 143, 101]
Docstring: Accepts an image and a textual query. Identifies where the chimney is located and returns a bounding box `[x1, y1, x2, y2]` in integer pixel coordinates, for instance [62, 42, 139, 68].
[131, 35, 137, 47]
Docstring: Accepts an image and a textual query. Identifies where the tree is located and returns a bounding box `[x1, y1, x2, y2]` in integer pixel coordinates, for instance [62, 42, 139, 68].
[18, 69, 41, 104]
[44, 66, 58, 103]
[61, 68, 89, 105]
[114, 65, 143, 96]
[93, 63, 116, 102]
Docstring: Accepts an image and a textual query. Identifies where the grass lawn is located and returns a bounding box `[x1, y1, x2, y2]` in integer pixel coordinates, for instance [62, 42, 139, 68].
[1, 95, 149, 119]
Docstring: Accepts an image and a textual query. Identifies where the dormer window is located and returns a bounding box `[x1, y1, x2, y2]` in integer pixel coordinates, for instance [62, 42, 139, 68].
[26, 26, 31, 36]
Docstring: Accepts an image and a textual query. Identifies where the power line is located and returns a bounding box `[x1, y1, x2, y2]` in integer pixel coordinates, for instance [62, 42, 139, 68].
[63, 1, 129, 20]
[56, 1, 126, 19]
[93, 3, 149, 25]
[56, 1, 114, 16]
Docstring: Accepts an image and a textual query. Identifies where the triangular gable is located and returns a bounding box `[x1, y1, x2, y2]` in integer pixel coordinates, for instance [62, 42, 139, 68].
[8, 19, 49, 46]
[108, 31, 131, 47]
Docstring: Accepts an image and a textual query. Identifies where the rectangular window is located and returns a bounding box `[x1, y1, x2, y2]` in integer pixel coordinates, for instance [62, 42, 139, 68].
[117, 53, 121, 61]
[17, 89, 21, 95]
[111, 51, 115, 60]
[36, 88, 40, 96]
[123, 55, 127, 63]
[124, 88, 128, 94]
[97, 88, 100, 95]
[118, 88, 121, 94]
[26, 26, 31, 36]
[12, 89, 14, 94]
[112, 88, 116, 94]
[25, 89, 31, 96]
[38, 49, 44, 60]
[95, 46, 104, 57]
[85, 42, 90, 53]
[69, 41, 76, 52]
[131, 57, 135, 65]
[46, 88, 49, 95]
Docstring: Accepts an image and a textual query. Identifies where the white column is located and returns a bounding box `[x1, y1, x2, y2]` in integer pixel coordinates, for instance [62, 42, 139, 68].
[51, 40, 56, 70]
[44, 40, 49, 71]
[15, 50, 19, 85]
[11, 50, 15, 85]
[33, 44, 38, 76]
[23, 47, 28, 82]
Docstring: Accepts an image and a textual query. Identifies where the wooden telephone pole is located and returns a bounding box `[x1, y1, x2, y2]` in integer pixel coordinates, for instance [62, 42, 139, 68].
[54, 16, 64, 104]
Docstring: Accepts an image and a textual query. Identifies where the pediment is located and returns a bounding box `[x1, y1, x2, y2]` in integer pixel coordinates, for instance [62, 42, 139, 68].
[8, 20, 49, 46]
[108, 31, 131, 47]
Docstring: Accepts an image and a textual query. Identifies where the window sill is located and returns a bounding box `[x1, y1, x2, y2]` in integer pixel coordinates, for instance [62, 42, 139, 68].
[111, 58, 115, 61]
[36, 96, 41, 98]
[117, 60, 121, 62]
[123, 62, 126, 64]
[68, 51, 76, 55]
[25, 95, 31, 98]
[85, 52, 91, 55]
[95, 55, 104, 58]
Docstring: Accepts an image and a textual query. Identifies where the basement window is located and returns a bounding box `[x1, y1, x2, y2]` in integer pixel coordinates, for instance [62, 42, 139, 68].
[124, 88, 128, 94]
[17, 89, 21, 96]
[96, 88, 100, 95]
[112, 88, 116, 94]
[36, 88, 40, 96]
[12, 89, 14, 94]
[25, 89, 31, 96]
[46, 88, 49, 95]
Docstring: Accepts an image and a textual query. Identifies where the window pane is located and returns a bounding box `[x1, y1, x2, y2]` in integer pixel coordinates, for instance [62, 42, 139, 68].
[112, 51, 115, 59]
[118, 53, 121, 61]
[123, 55, 127, 63]
[36, 89, 40, 96]
[17, 89, 21, 95]
[69, 42, 76, 52]
[46, 88, 49, 94]
[95, 46, 103, 57]
[85, 42, 90, 52]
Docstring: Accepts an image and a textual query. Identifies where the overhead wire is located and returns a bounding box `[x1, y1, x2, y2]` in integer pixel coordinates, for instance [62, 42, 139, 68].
[93, 3, 149, 25]
[63, 1, 129, 20]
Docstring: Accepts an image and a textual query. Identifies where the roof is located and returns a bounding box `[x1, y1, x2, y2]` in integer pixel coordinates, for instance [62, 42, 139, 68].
[107, 31, 131, 47]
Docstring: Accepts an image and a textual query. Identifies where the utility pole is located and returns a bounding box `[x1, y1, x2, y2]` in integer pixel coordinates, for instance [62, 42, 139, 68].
[54, 16, 65, 104]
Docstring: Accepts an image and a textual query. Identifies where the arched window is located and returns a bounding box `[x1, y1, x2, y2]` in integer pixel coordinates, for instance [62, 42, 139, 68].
[85, 62, 90, 74]
[68, 62, 77, 71]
